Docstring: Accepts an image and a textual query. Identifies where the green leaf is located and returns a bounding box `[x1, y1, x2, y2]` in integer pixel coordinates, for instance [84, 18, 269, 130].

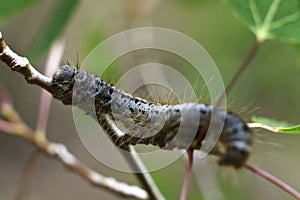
[28, 0, 80, 59]
[251, 116, 300, 134]
[0, 0, 37, 21]
[251, 116, 293, 127]
[224, 0, 300, 44]
[279, 125, 300, 133]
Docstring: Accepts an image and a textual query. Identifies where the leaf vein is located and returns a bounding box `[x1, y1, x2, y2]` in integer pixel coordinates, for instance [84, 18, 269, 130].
[270, 11, 300, 31]
[249, 0, 262, 27]
[261, 0, 281, 28]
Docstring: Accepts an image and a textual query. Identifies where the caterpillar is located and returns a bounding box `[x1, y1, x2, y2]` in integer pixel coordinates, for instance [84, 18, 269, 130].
[51, 65, 252, 168]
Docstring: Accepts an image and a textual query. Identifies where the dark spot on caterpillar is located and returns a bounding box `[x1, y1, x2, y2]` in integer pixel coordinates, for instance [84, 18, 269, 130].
[200, 108, 206, 115]
[232, 128, 238, 135]
[95, 79, 101, 86]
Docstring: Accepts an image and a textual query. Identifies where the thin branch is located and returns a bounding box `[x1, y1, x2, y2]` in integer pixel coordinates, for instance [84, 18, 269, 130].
[0, 86, 21, 123]
[209, 144, 300, 200]
[0, 32, 53, 93]
[0, 84, 12, 106]
[15, 150, 41, 200]
[103, 115, 165, 200]
[0, 118, 148, 200]
[245, 164, 300, 200]
[126, 145, 166, 200]
[180, 149, 194, 200]
[247, 122, 280, 132]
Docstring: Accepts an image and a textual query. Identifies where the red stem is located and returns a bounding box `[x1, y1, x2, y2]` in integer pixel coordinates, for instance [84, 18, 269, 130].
[217, 39, 260, 107]
[0, 85, 12, 106]
[245, 163, 300, 200]
[180, 149, 194, 200]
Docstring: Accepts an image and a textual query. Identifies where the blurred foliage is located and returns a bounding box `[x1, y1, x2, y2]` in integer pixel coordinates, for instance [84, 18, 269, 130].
[0, 0, 37, 21]
[0, 0, 80, 59]
[252, 115, 294, 127]
[28, 0, 80, 58]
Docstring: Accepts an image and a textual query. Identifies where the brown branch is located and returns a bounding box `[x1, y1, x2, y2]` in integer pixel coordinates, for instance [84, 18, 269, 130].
[0, 117, 148, 200]
[103, 114, 165, 200]
[0, 32, 53, 93]
[125, 145, 166, 200]
[245, 164, 300, 200]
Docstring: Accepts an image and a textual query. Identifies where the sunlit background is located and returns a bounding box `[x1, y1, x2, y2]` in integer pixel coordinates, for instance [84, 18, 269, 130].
[0, 0, 300, 199]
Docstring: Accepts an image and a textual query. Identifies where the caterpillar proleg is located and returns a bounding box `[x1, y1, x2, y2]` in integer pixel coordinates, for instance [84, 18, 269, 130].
[52, 65, 252, 168]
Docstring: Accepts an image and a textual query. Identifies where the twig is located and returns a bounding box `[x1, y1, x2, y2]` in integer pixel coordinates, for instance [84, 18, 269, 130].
[15, 150, 41, 200]
[103, 115, 165, 200]
[0, 32, 53, 93]
[127, 146, 166, 200]
[208, 148, 300, 200]
[0, 118, 148, 199]
[245, 164, 300, 200]
[180, 149, 194, 200]
[247, 122, 280, 132]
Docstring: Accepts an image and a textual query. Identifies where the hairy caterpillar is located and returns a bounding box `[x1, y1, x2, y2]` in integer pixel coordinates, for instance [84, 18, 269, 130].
[51, 65, 252, 168]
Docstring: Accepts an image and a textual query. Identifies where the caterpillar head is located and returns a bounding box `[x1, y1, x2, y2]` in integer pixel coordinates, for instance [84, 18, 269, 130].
[217, 112, 252, 169]
[51, 65, 77, 105]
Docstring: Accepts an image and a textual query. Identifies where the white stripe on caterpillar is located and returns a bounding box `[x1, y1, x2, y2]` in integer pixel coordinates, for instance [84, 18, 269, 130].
[51, 65, 252, 168]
